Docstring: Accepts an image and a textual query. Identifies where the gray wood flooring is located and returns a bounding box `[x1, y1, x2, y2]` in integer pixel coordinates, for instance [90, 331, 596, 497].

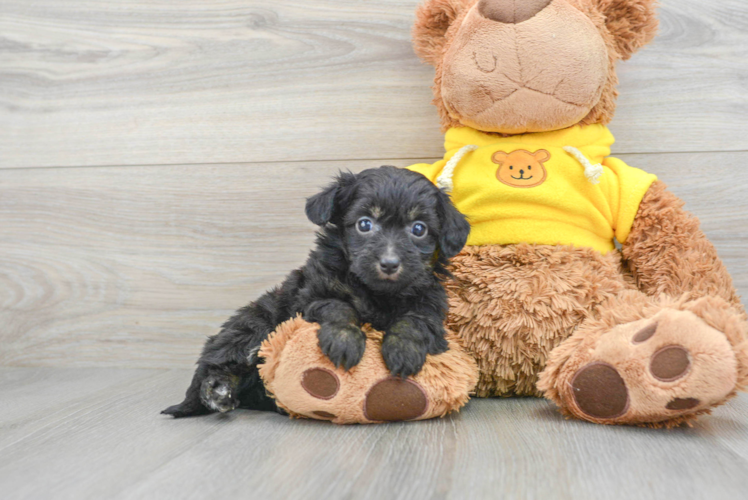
[1, 0, 748, 498]
[2, 367, 748, 500]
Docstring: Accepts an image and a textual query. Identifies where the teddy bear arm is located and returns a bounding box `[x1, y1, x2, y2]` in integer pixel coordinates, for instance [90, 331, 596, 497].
[621, 180, 743, 311]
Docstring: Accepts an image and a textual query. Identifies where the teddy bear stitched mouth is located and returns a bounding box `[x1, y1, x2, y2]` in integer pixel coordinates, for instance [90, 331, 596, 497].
[469, 54, 590, 110]
[479, 82, 588, 110]
[448, 86, 589, 131]
[443, 76, 593, 127]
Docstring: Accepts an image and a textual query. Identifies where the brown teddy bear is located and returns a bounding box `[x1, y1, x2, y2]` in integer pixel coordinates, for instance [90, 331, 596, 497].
[258, 0, 748, 427]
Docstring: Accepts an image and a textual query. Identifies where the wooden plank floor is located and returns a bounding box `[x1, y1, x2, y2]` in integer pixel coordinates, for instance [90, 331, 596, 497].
[2, 0, 748, 498]
[0, 367, 747, 500]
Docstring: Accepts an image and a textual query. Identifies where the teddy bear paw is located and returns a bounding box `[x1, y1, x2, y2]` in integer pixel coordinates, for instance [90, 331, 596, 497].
[299, 368, 429, 422]
[297, 367, 429, 422]
[566, 308, 738, 425]
[258, 317, 478, 424]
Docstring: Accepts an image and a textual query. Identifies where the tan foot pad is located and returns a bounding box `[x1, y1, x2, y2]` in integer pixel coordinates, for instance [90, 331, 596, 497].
[563, 308, 739, 425]
[258, 316, 479, 424]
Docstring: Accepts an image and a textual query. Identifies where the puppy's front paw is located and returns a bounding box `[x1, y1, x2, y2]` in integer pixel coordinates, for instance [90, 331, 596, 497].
[317, 323, 366, 370]
[381, 334, 427, 379]
[200, 374, 238, 413]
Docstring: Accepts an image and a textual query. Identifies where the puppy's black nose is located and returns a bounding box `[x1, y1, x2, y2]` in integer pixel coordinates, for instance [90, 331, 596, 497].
[379, 256, 401, 275]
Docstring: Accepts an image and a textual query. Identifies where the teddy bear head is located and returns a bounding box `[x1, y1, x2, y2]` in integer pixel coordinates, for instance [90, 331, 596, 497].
[412, 0, 658, 135]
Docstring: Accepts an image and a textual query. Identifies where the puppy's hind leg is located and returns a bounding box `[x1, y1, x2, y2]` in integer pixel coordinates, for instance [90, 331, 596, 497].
[236, 364, 281, 413]
[160, 361, 243, 418]
[161, 363, 213, 418]
[162, 300, 281, 418]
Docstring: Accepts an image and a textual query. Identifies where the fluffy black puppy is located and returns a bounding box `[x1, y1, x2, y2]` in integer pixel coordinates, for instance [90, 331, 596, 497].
[162, 166, 470, 418]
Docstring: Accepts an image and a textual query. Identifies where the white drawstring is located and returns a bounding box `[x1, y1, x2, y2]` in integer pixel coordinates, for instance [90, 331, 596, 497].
[437, 144, 603, 190]
[563, 146, 604, 184]
[436, 144, 479, 193]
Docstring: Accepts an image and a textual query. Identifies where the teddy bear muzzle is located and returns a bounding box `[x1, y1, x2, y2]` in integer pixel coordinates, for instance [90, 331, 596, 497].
[440, 0, 609, 134]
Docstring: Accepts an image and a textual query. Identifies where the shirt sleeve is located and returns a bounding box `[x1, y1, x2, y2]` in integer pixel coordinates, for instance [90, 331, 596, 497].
[603, 156, 658, 244]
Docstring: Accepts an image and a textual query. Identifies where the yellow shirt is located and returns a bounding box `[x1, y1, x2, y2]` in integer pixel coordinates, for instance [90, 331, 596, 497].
[408, 124, 657, 253]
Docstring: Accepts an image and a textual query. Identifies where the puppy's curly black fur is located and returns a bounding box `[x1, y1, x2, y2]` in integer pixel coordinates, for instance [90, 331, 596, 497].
[162, 166, 470, 418]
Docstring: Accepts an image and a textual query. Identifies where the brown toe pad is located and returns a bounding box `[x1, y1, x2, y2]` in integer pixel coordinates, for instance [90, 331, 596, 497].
[632, 322, 658, 344]
[364, 378, 428, 422]
[301, 368, 339, 400]
[650, 346, 691, 382]
[666, 397, 700, 411]
[312, 410, 336, 419]
[571, 362, 629, 419]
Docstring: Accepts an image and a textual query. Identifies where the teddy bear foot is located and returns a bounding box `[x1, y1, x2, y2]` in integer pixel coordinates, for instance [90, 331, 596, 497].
[298, 368, 429, 422]
[568, 309, 735, 423]
[540, 297, 748, 427]
[257, 316, 478, 424]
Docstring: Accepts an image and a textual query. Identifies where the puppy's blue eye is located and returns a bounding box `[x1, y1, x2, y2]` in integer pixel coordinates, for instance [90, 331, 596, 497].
[357, 218, 373, 233]
[411, 222, 427, 238]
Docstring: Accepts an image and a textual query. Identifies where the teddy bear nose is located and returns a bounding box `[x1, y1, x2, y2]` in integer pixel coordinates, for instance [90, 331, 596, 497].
[477, 0, 552, 24]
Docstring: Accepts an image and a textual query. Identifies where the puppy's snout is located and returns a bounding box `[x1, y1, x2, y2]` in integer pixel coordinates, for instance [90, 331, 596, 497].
[379, 256, 401, 275]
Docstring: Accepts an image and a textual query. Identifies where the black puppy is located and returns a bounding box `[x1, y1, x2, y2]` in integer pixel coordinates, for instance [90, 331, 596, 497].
[162, 166, 470, 418]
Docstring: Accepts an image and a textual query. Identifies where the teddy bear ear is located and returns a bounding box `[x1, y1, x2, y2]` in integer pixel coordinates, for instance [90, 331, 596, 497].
[597, 0, 659, 60]
[533, 150, 550, 163]
[491, 151, 508, 164]
[412, 0, 474, 65]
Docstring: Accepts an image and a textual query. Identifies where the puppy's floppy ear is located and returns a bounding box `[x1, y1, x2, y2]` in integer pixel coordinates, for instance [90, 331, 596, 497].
[305, 171, 358, 226]
[596, 0, 659, 60]
[435, 189, 470, 259]
[412, 0, 473, 65]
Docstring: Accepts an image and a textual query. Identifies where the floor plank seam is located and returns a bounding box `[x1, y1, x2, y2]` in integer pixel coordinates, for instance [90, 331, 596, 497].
[2, 149, 748, 171]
